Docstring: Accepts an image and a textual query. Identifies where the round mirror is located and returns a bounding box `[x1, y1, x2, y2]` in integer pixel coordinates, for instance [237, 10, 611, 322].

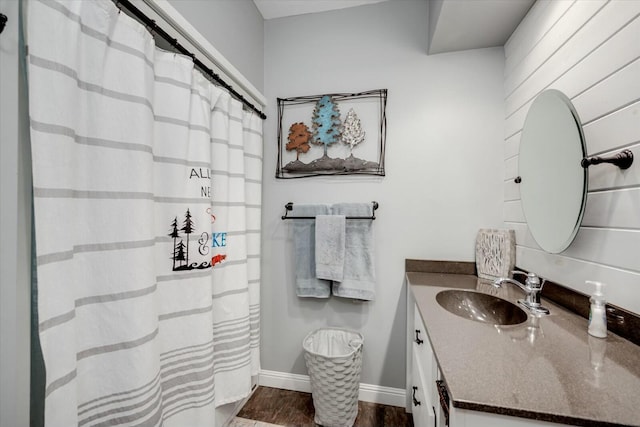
[519, 89, 587, 254]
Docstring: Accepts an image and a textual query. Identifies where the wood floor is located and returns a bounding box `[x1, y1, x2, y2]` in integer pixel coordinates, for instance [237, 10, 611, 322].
[235, 386, 414, 427]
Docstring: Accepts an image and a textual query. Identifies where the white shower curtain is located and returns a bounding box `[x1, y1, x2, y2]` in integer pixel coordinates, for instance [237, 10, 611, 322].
[27, 0, 261, 425]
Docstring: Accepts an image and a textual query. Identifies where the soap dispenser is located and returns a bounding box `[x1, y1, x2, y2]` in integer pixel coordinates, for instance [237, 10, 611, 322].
[586, 281, 607, 338]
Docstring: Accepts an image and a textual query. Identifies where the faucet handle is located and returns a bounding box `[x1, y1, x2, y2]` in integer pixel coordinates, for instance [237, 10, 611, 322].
[511, 270, 531, 280]
[511, 271, 544, 289]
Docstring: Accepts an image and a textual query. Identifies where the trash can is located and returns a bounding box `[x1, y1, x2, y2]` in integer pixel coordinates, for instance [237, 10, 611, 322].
[303, 328, 364, 427]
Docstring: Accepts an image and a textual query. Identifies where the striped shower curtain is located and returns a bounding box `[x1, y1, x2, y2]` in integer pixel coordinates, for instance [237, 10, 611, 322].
[27, 1, 261, 426]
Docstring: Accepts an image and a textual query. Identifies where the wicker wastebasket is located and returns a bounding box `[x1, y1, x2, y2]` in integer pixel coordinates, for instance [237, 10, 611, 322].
[303, 328, 364, 427]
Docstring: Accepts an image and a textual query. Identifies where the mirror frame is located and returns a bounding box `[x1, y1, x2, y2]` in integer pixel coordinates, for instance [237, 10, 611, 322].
[518, 89, 587, 254]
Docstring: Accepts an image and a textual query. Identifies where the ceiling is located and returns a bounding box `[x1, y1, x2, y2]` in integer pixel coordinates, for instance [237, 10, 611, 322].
[428, 0, 535, 54]
[252, 0, 389, 20]
[252, 0, 535, 54]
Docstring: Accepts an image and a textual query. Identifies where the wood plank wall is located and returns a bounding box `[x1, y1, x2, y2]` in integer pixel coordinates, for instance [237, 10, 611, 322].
[503, 0, 640, 313]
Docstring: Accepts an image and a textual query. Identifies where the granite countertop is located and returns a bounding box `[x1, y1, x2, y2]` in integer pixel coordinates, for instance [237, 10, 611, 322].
[408, 272, 640, 427]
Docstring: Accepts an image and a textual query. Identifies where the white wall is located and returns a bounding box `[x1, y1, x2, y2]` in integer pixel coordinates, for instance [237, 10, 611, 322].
[262, 1, 505, 389]
[504, 0, 640, 313]
[166, 0, 264, 92]
[0, 1, 31, 426]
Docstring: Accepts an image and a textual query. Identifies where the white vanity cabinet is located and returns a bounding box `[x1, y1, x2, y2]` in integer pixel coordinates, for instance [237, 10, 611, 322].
[407, 288, 572, 427]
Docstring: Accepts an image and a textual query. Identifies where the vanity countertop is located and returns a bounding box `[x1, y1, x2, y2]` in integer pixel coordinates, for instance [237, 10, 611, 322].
[408, 271, 640, 427]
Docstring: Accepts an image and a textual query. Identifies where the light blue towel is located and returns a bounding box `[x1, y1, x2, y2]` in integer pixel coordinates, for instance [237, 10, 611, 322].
[315, 214, 346, 281]
[331, 203, 376, 301]
[292, 204, 332, 298]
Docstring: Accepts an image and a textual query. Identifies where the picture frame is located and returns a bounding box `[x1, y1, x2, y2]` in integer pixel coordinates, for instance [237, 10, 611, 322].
[276, 89, 387, 179]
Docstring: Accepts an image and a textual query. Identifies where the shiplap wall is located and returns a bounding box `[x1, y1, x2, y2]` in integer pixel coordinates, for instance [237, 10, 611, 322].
[503, 0, 640, 314]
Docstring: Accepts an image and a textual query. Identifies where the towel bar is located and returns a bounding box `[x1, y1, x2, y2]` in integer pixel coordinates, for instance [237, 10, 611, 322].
[281, 201, 378, 220]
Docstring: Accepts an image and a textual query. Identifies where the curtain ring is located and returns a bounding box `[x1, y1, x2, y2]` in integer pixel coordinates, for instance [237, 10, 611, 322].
[146, 19, 157, 34]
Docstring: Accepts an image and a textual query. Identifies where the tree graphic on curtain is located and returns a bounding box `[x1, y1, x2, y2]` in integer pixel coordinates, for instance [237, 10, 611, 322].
[168, 209, 213, 271]
[181, 209, 194, 266]
[168, 217, 180, 270]
[174, 240, 186, 269]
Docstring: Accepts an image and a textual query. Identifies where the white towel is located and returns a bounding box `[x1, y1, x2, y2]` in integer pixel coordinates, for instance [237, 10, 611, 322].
[331, 203, 376, 301]
[292, 204, 332, 298]
[315, 215, 346, 281]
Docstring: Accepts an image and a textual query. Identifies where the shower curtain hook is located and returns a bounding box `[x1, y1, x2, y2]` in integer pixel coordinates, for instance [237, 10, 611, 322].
[146, 19, 158, 34]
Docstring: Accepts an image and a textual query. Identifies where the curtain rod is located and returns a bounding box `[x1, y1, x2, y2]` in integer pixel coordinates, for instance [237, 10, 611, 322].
[113, 0, 267, 120]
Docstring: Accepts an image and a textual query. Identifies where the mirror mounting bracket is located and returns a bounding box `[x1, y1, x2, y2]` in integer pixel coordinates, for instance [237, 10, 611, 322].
[0, 13, 7, 35]
[581, 149, 633, 170]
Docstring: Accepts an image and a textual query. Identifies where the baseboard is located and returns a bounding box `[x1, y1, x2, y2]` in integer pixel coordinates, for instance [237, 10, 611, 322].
[358, 382, 406, 408]
[259, 369, 406, 408]
[259, 369, 312, 393]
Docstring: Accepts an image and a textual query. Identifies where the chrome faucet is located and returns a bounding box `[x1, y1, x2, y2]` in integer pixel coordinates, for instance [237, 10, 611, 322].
[492, 271, 550, 315]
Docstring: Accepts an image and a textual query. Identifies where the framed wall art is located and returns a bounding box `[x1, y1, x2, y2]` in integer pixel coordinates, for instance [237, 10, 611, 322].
[276, 89, 387, 179]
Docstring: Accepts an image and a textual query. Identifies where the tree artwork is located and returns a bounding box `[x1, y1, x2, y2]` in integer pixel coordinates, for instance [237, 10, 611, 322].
[341, 108, 365, 155]
[174, 240, 186, 268]
[277, 90, 387, 177]
[181, 208, 194, 266]
[168, 209, 215, 271]
[311, 95, 341, 157]
[168, 217, 180, 270]
[285, 122, 312, 160]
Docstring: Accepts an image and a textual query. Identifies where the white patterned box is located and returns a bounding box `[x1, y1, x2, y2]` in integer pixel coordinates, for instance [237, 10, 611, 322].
[475, 229, 516, 280]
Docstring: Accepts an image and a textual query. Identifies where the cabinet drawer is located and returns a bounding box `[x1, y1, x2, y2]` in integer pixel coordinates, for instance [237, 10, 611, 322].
[412, 346, 436, 427]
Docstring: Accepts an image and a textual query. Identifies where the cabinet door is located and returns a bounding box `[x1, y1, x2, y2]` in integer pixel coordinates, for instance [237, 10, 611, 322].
[412, 346, 436, 427]
[413, 305, 435, 404]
